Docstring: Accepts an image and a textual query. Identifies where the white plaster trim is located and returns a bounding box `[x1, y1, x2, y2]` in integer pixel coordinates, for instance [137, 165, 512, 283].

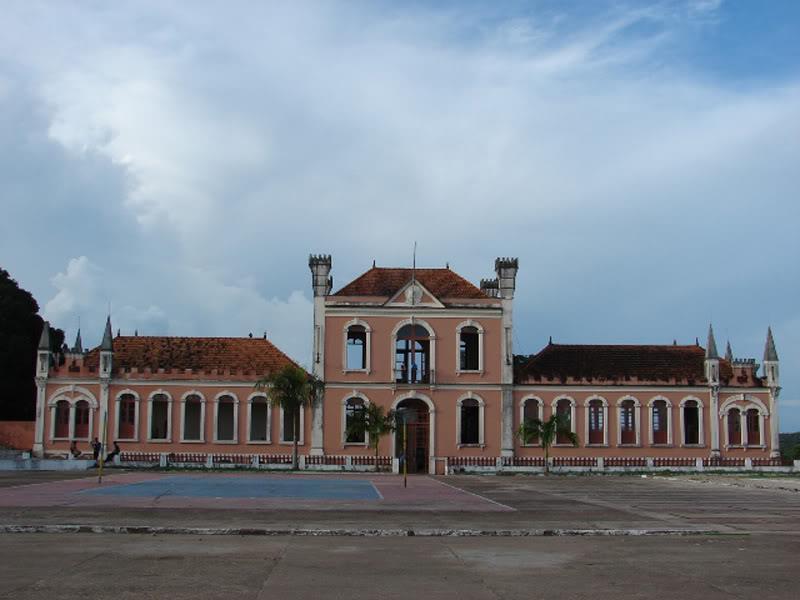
[585, 395, 609, 446]
[48, 397, 94, 442]
[647, 395, 672, 446]
[179, 391, 206, 443]
[551, 395, 576, 434]
[213, 392, 239, 443]
[341, 392, 371, 446]
[246, 392, 271, 443]
[325, 306, 503, 318]
[719, 394, 769, 417]
[147, 389, 173, 442]
[114, 389, 140, 441]
[455, 320, 485, 375]
[679, 395, 704, 447]
[343, 319, 372, 373]
[616, 395, 641, 447]
[390, 318, 437, 384]
[391, 391, 436, 472]
[47, 385, 98, 408]
[384, 280, 445, 308]
[456, 392, 485, 446]
[518, 395, 543, 446]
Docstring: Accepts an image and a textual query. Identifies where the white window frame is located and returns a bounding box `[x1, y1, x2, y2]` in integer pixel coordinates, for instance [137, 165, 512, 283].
[343, 319, 372, 373]
[114, 389, 140, 442]
[179, 391, 206, 443]
[390, 318, 437, 384]
[518, 395, 543, 447]
[341, 392, 370, 447]
[679, 396, 705, 447]
[551, 395, 576, 446]
[246, 392, 271, 444]
[456, 392, 485, 447]
[584, 395, 609, 447]
[722, 405, 744, 448]
[647, 396, 672, 446]
[455, 320, 484, 375]
[718, 395, 768, 449]
[48, 395, 95, 442]
[280, 404, 305, 445]
[616, 395, 641, 447]
[213, 391, 239, 443]
[147, 390, 173, 443]
[390, 392, 436, 474]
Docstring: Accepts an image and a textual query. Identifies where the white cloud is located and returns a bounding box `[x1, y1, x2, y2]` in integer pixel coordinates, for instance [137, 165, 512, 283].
[43, 256, 104, 325]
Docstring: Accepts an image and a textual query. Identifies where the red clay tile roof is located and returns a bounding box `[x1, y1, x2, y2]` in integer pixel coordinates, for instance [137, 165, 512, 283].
[334, 267, 487, 299]
[515, 343, 738, 385]
[84, 336, 297, 375]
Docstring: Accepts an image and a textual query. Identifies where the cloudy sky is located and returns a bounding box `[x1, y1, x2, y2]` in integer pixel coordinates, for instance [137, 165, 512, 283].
[2, 1, 799, 429]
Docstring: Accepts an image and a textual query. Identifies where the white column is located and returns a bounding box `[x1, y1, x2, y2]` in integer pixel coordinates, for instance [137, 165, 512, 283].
[709, 388, 720, 456]
[99, 381, 110, 457]
[769, 389, 780, 458]
[33, 380, 47, 457]
[310, 294, 325, 456]
[500, 297, 514, 457]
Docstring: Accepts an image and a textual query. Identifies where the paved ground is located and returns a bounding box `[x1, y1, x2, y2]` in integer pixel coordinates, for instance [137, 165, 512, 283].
[0, 532, 797, 599]
[0, 471, 798, 598]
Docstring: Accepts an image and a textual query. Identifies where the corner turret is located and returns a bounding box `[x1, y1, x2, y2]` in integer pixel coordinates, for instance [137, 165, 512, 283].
[494, 257, 519, 300]
[763, 327, 779, 388]
[309, 254, 333, 297]
[704, 324, 720, 385]
[36, 321, 51, 378]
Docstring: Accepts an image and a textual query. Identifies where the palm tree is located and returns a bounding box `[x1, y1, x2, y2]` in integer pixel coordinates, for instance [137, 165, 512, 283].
[345, 402, 396, 471]
[255, 364, 321, 470]
[517, 413, 578, 475]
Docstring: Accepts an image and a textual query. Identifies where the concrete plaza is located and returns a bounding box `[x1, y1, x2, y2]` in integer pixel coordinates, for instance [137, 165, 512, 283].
[0, 471, 797, 598]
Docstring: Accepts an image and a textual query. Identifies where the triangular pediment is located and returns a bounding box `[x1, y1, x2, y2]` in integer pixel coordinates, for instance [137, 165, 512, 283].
[385, 279, 445, 308]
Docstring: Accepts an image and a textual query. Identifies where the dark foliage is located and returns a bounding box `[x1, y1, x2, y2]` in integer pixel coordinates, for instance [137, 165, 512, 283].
[0, 268, 64, 420]
[779, 432, 800, 460]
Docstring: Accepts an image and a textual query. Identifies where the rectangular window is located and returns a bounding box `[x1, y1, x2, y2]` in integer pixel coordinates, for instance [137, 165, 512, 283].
[282, 407, 296, 442]
[346, 326, 367, 370]
[250, 402, 269, 442]
[460, 401, 480, 445]
[150, 399, 169, 440]
[459, 327, 479, 371]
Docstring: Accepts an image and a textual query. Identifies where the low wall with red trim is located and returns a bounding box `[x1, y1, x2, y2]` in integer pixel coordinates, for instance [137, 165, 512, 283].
[0, 421, 34, 450]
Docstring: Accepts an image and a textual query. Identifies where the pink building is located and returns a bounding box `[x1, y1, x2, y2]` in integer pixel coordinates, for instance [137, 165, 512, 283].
[33, 255, 783, 472]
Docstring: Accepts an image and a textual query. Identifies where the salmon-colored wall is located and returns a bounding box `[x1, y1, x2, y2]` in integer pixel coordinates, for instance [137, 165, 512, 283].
[322, 388, 503, 457]
[324, 314, 503, 385]
[0, 421, 35, 450]
[512, 389, 772, 457]
[42, 382, 311, 455]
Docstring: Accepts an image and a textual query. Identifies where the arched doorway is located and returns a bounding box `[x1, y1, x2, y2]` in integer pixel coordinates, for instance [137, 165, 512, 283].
[395, 398, 430, 474]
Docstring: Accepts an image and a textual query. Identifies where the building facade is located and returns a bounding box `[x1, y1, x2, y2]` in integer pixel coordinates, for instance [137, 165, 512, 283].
[33, 255, 782, 471]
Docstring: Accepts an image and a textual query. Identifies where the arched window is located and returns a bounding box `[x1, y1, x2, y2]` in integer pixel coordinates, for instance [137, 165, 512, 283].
[182, 394, 204, 441]
[651, 399, 669, 445]
[395, 324, 431, 384]
[150, 393, 170, 441]
[54, 400, 70, 439]
[520, 397, 541, 445]
[727, 408, 742, 446]
[683, 400, 700, 445]
[555, 398, 574, 445]
[746, 408, 761, 446]
[346, 325, 367, 370]
[74, 400, 90, 439]
[460, 399, 480, 445]
[118, 393, 137, 440]
[215, 395, 236, 442]
[619, 399, 637, 445]
[459, 326, 480, 371]
[588, 399, 605, 445]
[248, 395, 270, 442]
[344, 397, 366, 444]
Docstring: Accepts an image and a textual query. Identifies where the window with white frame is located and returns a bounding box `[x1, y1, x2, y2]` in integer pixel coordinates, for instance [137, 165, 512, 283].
[280, 405, 304, 443]
[459, 399, 480, 444]
[249, 396, 270, 442]
[459, 327, 480, 371]
[54, 400, 70, 439]
[746, 408, 761, 446]
[588, 399, 605, 445]
[727, 408, 742, 446]
[344, 397, 366, 444]
[683, 400, 700, 445]
[117, 393, 137, 440]
[216, 395, 236, 442]
[346, 325, 368, 370]
[555, 398, 574, 444]
[619, 399, 637, 445]
[182, 394, 204, 441]
[74, 400, 90, 439]
[651, 399, 669, 445]
[150, 393, 170, 440]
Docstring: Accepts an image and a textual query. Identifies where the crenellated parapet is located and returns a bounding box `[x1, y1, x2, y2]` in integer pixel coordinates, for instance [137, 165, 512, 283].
[309, 254, 333, 297]
[494, 257, 519, 300]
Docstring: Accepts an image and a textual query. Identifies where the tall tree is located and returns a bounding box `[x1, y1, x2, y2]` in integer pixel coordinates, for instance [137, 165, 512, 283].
[345, 402, 396, 471]
[0, 268, 63, 421]
[255, 364, 320, 470]
[517, 413, 578, 475]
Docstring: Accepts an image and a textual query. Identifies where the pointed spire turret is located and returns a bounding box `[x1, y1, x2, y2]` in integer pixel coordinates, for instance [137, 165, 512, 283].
[73, 329, 83, 353]
[764, 326, 778, 362]
[101, 317, 113, 351]
[38, 321, 51, 351]
[724, 341, 733, 363]
[705, 324, 719, 359]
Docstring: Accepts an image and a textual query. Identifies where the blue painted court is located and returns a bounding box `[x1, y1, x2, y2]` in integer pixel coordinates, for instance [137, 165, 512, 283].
[80, 476, 381, 501]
